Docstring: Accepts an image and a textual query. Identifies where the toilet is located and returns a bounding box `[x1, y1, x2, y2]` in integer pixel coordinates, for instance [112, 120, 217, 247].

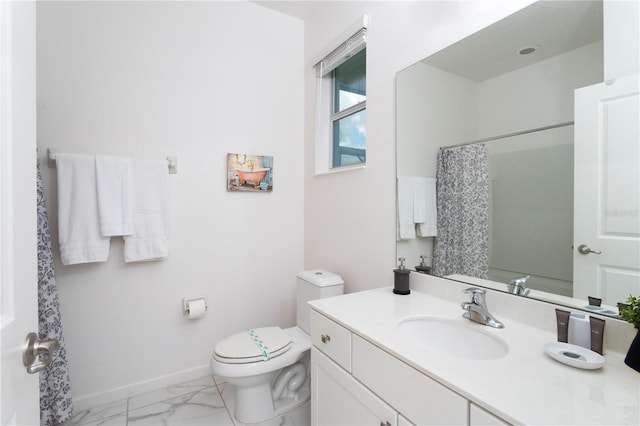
[210, 269, 344, 424]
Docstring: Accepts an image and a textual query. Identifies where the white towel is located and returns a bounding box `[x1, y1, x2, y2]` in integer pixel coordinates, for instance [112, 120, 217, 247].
[56, 154, 110, 265]
[416, 177, 438, 237]
[96, 155, 133, 237]
[413, 177, 427, 224]
[397, 176, 416, 240]
[123, 159, 169, 262]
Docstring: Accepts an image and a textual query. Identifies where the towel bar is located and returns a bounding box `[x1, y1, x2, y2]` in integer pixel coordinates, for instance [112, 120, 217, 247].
[47, 148, 178, 174]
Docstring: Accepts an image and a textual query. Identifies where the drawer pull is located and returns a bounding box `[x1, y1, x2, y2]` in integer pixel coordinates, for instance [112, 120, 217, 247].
[379, 422, 391, 426]
[321, 334, 331, 344]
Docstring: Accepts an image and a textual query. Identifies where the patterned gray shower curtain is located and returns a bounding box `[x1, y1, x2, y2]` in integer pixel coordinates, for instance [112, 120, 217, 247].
[432, 144, 489, 278]
[37, 159, 73, 425]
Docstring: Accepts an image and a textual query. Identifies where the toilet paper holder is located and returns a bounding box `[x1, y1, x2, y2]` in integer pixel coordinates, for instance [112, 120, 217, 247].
[182, 297, 207, 316]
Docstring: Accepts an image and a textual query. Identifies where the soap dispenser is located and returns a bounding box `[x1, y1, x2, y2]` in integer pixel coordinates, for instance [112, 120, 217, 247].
[415, 255, 432, 274]
[393, 257, 411, 295]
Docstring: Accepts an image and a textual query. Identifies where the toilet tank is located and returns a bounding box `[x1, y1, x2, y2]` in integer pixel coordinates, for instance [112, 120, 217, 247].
[296, 269, 344, 334]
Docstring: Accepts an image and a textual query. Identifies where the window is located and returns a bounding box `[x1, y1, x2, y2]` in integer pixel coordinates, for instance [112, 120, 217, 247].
[332, 49, 366, 167]
[315, 26, 367, 172]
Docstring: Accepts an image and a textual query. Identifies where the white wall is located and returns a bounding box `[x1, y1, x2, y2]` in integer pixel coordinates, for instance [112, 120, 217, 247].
[303, 0, 535, 294]
[604, 0, 639, 80]
[34, 0, 546, 406]
[37, 1, 304, 403]
[396, 62, 478, 265]
[476, 41, 604, 138]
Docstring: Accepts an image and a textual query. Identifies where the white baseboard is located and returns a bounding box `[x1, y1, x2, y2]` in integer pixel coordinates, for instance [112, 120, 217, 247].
[72, 364, 211, 412]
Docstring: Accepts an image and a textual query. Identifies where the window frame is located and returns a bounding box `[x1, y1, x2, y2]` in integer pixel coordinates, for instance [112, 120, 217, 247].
[314, 22, 368, 174]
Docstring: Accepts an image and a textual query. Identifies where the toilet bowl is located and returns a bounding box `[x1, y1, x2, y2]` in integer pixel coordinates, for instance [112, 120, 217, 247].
[210, 326, 311, 424]
[210, 270, 343, 424]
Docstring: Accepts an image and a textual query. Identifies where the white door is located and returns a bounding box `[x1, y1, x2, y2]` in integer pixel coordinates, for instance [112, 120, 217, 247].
[1, 1, 40, 424]
[573, 74, 640, 305]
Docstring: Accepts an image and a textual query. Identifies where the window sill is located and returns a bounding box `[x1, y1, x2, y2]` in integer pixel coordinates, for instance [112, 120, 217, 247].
[314, 164, 367, 177]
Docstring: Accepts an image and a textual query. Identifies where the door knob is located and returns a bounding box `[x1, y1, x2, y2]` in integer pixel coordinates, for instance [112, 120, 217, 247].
[23, 332, 59, 374]
[577, 244, 601, 255]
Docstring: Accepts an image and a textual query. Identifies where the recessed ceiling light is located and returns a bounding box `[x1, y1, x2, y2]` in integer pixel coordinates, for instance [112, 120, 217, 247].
[517, 45, 539, 55]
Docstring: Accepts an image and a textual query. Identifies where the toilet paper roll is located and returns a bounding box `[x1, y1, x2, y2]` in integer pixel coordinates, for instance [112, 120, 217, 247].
[186, 298, 207, 319]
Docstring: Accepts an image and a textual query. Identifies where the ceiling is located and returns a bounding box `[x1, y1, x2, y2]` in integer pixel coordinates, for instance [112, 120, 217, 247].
[252, 1, 604, 83]
[423, 0, 603, 82]
[252, 1, 328, 21]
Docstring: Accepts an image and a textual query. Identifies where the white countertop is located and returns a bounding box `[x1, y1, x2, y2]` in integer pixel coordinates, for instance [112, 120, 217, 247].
[309, 286, 640, 425]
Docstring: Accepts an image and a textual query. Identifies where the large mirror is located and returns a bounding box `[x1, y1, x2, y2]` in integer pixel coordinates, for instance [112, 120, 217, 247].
[396, 0, 639, 315]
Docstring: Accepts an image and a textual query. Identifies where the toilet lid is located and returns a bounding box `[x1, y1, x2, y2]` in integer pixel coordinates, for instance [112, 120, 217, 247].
[214, 327, 292, 364]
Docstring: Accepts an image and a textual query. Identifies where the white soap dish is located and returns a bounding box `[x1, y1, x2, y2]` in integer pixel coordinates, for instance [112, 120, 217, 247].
[544, 342, 604, 370]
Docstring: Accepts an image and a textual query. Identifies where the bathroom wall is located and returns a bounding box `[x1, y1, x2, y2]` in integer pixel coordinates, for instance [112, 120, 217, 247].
[396, 62, 478, 264]
[604, 0, 639, 80]
[302, 0, 536, 294]
[37, 1, 303, 404]
[476, 41, 603, 138]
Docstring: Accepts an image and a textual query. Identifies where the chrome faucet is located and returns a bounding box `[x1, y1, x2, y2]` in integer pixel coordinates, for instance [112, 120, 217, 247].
[461, 287, 504, 329]
[507, 275, 530, 296]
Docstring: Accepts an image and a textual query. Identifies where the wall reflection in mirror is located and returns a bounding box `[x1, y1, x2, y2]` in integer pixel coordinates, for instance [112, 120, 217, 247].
[396, 0, 640, 315]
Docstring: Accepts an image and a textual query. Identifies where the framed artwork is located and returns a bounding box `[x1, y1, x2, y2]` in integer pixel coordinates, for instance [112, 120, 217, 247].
[227, 153, 273, 192]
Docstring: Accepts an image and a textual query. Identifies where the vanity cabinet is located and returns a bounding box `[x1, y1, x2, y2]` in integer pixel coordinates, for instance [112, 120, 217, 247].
[310, 309, 510, 426]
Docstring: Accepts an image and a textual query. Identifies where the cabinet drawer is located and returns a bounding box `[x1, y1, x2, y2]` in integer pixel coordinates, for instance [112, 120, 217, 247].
[352, 335, 467, 425]
[310, 310, 351, 372]
[470, 403, 510, 426]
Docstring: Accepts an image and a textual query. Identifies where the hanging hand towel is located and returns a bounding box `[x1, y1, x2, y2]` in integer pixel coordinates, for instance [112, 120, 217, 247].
[416, 177, 438, 237]
[56, 154, 110, 265]
[96, 155, 133, 237]
[397, 176, 416, 240]
[413, 177, 427, 224]
[123, 159, 170, 262]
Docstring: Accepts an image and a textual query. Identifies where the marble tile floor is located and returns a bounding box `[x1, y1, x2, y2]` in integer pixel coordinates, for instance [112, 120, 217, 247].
[59, 376, 310, 426]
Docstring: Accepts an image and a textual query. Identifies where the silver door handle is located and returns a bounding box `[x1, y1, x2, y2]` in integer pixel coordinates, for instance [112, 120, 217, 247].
[577, 244, 601, 255]
[23, 332, 59, 374]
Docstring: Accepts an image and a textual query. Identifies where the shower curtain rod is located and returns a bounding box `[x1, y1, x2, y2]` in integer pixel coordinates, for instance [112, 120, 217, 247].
[441, 121, 574, 150]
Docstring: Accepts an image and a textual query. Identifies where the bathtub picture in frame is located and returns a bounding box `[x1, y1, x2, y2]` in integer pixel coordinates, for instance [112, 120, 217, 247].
[227, 153, 273, 192]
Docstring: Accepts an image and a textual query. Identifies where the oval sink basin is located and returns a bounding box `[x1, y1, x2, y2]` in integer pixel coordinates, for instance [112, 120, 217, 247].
[397, 317, 508, 360]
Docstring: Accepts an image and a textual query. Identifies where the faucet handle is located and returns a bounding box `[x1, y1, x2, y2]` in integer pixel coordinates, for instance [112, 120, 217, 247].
[463, 287, 486, 304]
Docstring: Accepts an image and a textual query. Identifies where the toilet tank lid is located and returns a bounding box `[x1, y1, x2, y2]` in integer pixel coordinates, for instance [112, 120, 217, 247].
[297, 269, 344, 287]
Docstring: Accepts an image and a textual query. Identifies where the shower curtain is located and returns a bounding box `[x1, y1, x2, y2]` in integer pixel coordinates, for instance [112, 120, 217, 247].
[432, 144, 489, 278]
[37, 159, 73, 425]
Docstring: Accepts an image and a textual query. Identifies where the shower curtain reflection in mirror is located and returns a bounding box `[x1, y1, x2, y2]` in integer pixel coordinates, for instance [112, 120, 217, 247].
[433, 144, 489, 278]
[432, 126, 574, 297]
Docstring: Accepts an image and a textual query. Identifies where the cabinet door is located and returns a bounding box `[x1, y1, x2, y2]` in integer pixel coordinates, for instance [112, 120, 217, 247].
[311, 347, 397, 426]
[470, 403, 510, 426]
[352, 335, 467, 425]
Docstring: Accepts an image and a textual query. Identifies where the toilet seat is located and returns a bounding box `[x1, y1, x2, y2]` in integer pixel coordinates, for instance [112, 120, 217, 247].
[214, 326, 292, 364]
